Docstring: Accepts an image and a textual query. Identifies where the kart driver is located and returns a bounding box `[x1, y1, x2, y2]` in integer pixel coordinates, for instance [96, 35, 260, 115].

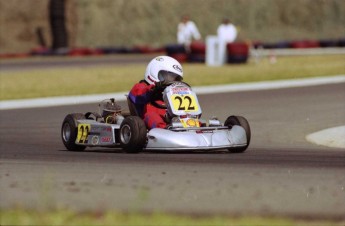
[128, 56, 183, 129]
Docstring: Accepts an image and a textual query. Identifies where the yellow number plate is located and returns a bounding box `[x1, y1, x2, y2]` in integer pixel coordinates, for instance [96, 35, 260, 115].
[171, 94, 199, 112]
[77, 124, 90, 144]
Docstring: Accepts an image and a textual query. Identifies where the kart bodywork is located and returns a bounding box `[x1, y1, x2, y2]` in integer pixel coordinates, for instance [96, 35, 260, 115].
[61, 82, 250, 152]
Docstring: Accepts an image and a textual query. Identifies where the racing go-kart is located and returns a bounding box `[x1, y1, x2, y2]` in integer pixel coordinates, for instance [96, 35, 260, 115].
[61, 82, 251, 153]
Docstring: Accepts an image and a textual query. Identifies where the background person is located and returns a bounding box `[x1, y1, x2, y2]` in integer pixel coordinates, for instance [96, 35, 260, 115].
[177, 15, 201, 51]
[217, 18, 238, 64]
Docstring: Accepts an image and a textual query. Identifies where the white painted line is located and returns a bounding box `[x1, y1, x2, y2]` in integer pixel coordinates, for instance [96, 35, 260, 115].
[0, 92, 128, 110]
[192, 75, 345, 94]
[306, 126, 345, 149]
[1, 75, 344, 110]
[250, 47, 345, 57]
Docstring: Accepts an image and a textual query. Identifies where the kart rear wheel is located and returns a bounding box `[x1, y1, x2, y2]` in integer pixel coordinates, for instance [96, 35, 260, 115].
[61, 113, 86, 151]
[225, 115, 251, 153]
[120, 116, 147, 153]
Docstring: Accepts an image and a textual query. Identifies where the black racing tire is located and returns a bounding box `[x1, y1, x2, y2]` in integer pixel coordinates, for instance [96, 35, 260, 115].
[61, 113, 86, 151]
[120, 116, 147, 153]
[190, 41, 206, 54]
[49, 0, 68, 49]
[165, 44, 186, 55]
[170, 53, 188, 63]
[226, 43, 249, 64]
[224, 115, 251, 153]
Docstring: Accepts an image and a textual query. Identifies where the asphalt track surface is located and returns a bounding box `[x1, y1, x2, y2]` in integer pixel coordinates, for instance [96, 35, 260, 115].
[1, 80, 345, 220]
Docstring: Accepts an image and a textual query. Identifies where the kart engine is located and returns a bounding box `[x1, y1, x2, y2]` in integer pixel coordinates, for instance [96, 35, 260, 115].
[99, 98, 124, 124]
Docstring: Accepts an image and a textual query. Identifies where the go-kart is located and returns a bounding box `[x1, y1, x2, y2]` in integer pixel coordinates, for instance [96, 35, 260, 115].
[61, 82, 251, 153]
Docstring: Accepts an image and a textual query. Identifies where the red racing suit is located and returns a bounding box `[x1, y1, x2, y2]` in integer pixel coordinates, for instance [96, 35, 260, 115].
[128, 80, 167, 129]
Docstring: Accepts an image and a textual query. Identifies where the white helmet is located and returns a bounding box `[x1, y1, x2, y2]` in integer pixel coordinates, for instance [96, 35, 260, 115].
[144, 56, 183, 85]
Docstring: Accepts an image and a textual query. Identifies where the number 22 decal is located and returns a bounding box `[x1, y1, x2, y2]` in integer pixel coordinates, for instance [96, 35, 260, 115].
[172, 94, 198, 112]
[77, 124, 90, 143]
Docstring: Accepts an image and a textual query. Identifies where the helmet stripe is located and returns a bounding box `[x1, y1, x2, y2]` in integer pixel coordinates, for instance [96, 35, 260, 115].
[147, 75, 155, 83]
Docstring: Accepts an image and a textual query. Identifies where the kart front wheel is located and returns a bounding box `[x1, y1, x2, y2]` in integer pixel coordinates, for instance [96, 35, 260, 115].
[120, 116, 147, 153]
[225, 115, 251, 153]
[61, 113, 86, 151]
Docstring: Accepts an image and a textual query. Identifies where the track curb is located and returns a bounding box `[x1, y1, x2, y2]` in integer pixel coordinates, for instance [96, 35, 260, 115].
[306, 126, 345, 149]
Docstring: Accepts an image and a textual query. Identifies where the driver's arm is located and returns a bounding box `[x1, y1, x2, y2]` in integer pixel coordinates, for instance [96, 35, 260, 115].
[128, 82, 155, 105]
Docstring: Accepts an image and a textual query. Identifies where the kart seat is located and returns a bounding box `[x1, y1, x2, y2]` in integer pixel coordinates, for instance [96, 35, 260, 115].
[126, 96, 139, 117]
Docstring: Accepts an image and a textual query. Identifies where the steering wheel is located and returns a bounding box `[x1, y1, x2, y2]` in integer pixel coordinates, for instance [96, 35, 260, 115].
[150, 81, 191, 109]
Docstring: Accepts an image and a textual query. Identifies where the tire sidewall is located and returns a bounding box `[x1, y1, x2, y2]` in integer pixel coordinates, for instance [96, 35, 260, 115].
[225, 115, 251, 153]
[61, 113, 86, 151]
[120, 116, 147, 153]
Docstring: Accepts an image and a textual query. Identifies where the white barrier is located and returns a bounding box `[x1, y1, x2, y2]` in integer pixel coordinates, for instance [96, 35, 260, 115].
[206, 35, 227, 66]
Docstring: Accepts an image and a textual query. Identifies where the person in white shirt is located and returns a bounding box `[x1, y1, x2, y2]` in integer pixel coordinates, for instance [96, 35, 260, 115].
[177, 15, 201, 50]
[217, 18, 237, 64]
[217, 18, 237, 43]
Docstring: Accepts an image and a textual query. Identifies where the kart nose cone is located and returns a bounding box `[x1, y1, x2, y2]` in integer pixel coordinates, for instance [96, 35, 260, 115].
[146, 126, 246, 150]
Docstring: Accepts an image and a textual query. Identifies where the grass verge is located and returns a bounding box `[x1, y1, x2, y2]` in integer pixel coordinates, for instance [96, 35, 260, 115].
[0, 55, 344, 100]
[1, 209, 343, 226]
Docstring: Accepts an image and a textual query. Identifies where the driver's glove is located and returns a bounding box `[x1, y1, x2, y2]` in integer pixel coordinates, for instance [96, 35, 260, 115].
[151, 82, 166, 100]
[152, 81, 165, 93]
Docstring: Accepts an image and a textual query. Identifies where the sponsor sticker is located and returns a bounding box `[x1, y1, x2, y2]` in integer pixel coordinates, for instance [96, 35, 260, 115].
[172, 87, 189, 93]
[101, 137, 112, 143]
[91, 136, 99, 145]
[187, 119, 197, 127]
[196, 130, 213, 134]
[180, 118, 200, 128]
[173, 65, 182, 72]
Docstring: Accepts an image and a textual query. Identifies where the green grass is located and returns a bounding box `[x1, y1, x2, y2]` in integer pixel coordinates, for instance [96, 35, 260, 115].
[1, 209, 343, 226]
[0, 55, 344, 100]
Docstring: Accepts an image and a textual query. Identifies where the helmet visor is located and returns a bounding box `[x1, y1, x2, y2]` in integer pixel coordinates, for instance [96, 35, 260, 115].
[158, 70, 183, 83]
